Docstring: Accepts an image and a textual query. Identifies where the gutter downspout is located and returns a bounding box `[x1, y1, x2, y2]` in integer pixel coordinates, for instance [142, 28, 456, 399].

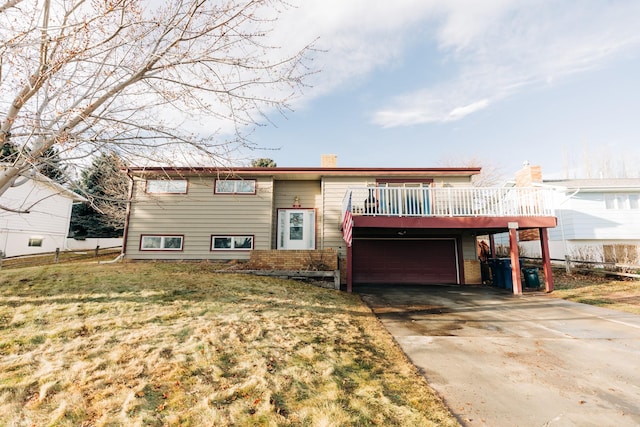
[558, 189, 580, 272]
[120, 169, 134, 260]
[99, 253, 125, 264]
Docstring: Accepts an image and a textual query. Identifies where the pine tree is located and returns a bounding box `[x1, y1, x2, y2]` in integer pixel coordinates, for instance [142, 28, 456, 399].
[0, 143, 19, 163]
[38, 147, 68, 184]
[251, 158, 277, 167]
[69, 152, 129, 238]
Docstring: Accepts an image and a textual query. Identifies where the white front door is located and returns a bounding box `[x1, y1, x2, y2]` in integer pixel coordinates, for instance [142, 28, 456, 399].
[277, 209, 316, 249]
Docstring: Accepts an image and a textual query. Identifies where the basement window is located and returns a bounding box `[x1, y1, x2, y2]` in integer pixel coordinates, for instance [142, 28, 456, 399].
[140, 235, 184, 251]
[211, 235, 254, 250]
[28, 237, 44, 247]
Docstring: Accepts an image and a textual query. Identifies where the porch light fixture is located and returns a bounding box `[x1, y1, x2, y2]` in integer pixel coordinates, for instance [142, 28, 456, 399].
[293, 195, 301, 207]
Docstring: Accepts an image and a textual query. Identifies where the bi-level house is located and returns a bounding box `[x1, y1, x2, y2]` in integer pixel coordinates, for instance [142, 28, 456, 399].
[123, 156, 557, 293]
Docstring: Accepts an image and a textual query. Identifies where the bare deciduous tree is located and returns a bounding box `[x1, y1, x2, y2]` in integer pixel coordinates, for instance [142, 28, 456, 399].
[0, 0, 314, 203]
[439, 156, 506, 187]
[563, 142, 639, 179]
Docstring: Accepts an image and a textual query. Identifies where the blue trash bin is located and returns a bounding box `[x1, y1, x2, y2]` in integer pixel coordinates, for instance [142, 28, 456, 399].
[500, 258, 523, 291]
[500, 258, 513, 290]
[488, 259, 503, 288]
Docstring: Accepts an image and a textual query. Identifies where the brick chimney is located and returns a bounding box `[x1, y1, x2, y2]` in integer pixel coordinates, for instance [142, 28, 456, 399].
[515, 162, 543, 241]
[320, 154, 337, 168]
[515, 163, 542, 187]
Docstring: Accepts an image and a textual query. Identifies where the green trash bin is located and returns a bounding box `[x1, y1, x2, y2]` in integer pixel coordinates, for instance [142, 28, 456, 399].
[523, 267, 540, 288]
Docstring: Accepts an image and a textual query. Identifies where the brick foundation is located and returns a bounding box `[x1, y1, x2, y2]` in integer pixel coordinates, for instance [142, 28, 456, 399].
[464, 260, 482, 285]
[248, 249, 338, 271]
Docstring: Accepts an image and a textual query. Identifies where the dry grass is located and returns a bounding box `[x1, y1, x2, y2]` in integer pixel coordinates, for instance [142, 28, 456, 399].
[0, 262, 458, 426]
[550, 269, 640, 314]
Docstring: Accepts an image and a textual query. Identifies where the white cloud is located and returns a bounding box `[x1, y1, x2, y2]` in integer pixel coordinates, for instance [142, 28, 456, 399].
[371, 0, 640, 127]
[272, 1, 438, 98]
[274, 1, 640, 127]
[448, 99, 490, 121]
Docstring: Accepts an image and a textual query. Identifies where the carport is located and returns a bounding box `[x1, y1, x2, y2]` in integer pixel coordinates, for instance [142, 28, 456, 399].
[345, 214, 557, 293]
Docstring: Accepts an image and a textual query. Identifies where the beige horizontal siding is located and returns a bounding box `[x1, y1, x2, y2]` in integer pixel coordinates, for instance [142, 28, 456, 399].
[126, 176, 273, 260]
[321, 177, 372, 257]
[125, 172, 475, 261]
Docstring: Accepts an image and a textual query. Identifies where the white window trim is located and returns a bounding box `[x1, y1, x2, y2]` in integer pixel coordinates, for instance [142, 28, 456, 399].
[146, 179, 188, 194]
[140, 235, 184, 251]
[211, 235, 254, 250]
[214, 179, 256, 194]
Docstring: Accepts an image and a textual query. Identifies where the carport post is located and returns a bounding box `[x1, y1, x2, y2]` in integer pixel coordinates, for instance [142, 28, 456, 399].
[508, 222, 522, 295]
[539, 227, 554, 292]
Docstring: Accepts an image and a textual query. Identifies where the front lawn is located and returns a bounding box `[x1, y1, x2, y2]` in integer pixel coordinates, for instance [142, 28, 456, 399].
[0, 262, 458, 426]
[551, 269, 640, 314]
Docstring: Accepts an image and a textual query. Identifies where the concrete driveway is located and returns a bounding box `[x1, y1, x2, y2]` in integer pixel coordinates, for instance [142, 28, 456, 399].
[356, 284, 640, 427]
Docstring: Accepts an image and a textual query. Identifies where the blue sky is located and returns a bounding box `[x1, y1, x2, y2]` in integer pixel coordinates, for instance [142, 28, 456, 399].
[248, 0, 640, 180]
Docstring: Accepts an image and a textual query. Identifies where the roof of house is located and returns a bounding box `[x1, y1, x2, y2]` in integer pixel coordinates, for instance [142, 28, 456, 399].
[542, 178, 640, 192]
[0, 164, 87, 202]
[127, 166, 482, 181]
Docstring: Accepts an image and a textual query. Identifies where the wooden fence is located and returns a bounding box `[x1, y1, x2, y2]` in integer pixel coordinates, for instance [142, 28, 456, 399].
[520, 256, 640, 279]
[0, 246, 122, 270]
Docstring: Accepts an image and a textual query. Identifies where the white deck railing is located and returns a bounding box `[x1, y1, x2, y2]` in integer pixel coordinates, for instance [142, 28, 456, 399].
[342, 187, 555, 219]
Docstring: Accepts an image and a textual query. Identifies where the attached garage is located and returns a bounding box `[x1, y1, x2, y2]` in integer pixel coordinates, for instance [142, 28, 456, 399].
[352, 238, 459, 284]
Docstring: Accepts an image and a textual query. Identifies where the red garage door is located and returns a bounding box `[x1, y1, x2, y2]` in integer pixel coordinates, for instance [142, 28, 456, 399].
[353, 239, 459, 284]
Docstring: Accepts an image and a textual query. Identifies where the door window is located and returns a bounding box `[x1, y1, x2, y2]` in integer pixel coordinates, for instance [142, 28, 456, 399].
[278, 209, 315, 249]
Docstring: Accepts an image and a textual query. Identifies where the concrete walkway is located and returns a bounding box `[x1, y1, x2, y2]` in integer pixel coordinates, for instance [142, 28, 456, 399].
[357, 284, 640, 427]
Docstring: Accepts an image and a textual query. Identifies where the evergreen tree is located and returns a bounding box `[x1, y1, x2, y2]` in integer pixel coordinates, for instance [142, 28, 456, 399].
[38, 147, 68, 184]
[69, 152, 129, 238]
[0, 142, 19, 163]
[250, 158, 277, 167]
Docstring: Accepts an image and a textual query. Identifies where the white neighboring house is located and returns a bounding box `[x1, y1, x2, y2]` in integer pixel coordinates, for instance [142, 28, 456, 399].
[505, 166, 640, 265]
[0, 167, 86, 258]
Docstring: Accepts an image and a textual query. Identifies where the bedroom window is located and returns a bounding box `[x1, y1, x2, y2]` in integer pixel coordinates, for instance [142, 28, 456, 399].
[211, 235, 254, 250]
[214, 179, 256, 194]
[140, 235, 184, 251]
[146, 179, 188, 194]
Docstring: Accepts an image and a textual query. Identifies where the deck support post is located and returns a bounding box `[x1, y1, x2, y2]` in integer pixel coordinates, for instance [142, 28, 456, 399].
[539, 227, 554, 292]
[508, 223, 522, 295]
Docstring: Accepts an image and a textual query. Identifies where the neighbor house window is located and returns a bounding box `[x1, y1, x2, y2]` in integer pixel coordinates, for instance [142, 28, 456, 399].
[211, 235, 254, 250]
[140, 235, 184, 251]
[604, 194, 640, 210]
[214, 179, 256, 194]
[28, 237, 44, 247]
[146, 179, 188, 194]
